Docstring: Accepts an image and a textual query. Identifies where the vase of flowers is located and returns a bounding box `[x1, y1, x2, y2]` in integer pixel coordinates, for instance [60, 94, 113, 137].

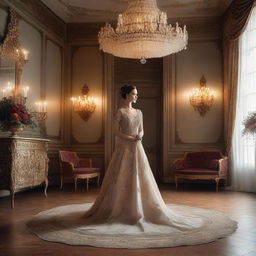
[242, 111, 256, 136]
[9, 126, 23, 134]
[0, 98, 36, 135]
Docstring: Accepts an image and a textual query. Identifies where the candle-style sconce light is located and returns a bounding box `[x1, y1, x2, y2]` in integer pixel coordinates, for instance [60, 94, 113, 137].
[189, 75, 215, 117]
[32, 101, 48, 125]
[71, 84, 96, 122]
[1, 83, 29, 104]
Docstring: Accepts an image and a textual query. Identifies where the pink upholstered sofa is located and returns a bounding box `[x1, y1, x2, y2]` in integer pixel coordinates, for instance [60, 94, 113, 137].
[173, 151, 228, 192]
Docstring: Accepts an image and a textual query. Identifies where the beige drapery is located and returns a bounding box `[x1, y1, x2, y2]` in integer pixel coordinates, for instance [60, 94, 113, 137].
[223, 0, 255, 154]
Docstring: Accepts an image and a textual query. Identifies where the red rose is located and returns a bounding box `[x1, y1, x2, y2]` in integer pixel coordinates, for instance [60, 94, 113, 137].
[11, 113, 21, 121]
[23, 113, 29, 120]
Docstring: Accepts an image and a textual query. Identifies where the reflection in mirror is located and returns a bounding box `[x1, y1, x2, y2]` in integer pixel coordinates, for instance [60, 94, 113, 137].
[0, 56, 15, 98]
[0, 8, 8, 43]
[0, 8, 28, 95]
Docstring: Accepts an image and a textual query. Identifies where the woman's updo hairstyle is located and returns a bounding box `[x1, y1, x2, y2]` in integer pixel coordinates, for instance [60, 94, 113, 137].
[120, 84, 136, 99]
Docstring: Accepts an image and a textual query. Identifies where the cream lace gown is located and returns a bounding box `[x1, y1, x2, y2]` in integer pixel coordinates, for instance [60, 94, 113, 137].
[28, 109, 237, 248]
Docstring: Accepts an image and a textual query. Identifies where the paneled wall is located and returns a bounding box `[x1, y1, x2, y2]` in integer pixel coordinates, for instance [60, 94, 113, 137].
[66, 43, 105, 172]
[0, 0, 225, 190]
[175, 41, 223, 144]
[19, 19, 42, 110]
[163, 18, 224, 182]
[71, 46, 103, 144]
[45, 39, 63, 139]
[114, 57, 163, 181]
[0, 0, 66, 187]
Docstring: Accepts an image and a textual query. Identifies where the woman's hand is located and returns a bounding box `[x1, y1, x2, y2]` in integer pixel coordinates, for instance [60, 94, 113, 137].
[129, 136, 139, 142]
[136, 131, 143, 141]
[135, 134, 143, 141]
[127, 135, 141, 142]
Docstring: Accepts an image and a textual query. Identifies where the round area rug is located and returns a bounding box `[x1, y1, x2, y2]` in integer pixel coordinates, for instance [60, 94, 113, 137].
[27, 203, 237, 249]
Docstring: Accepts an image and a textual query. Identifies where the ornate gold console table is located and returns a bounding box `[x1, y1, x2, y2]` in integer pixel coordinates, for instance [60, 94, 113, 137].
[0, 136, 49, 208]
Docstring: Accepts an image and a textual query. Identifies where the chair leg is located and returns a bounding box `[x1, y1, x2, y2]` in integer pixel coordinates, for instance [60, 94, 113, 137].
[223, 178, 227, 188]
[86, 178, 89, 191]
[60, 176, 63, 189]
[74, 178, 77, 191]
[215, 178, 220, 192]
[175, 176, 178, 189]
[97, 175, 100, 187]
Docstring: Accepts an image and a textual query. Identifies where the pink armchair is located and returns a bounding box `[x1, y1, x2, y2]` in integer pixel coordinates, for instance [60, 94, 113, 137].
[59, 151, 100, 191]
[173, 151, 228, 192]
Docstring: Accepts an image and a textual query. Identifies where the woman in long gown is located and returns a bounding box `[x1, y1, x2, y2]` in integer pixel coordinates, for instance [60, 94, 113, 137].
[28, 85, 237, 248]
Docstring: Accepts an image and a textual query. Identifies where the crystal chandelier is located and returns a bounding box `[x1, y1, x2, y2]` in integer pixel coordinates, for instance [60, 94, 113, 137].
[98, 0, 188, 64]
[189, 75, 215, 117]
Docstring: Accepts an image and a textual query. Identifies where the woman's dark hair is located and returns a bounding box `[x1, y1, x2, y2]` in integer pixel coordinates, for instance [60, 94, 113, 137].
[120, 84, 136, 99]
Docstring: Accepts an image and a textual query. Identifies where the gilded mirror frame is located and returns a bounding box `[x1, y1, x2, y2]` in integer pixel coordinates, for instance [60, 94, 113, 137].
[0, 8, 27, 93]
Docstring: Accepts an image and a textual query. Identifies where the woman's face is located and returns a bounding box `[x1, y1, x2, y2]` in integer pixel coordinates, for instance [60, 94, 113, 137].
[127, 88, 138, 103]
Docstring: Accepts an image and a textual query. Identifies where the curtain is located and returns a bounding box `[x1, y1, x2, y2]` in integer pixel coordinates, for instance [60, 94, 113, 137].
[223, 0, 256, 40]
[223, 0, 255, 155]
[223, 42, 239, 155]
[230, 6, 256, 192]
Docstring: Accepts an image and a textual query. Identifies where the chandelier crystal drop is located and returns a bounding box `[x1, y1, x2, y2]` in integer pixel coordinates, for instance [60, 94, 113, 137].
[98, 0, 188, 63]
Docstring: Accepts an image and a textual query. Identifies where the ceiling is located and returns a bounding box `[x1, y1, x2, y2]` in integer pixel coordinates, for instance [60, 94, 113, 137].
[41, 0, 233, 23]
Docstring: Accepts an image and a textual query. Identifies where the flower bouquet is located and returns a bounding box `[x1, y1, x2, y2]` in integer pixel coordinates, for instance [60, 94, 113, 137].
[0, 98, 36, 133]
[242, 111, 256, 136]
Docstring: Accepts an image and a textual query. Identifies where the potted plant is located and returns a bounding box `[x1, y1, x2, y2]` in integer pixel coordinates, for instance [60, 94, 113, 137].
[242, 111, 256, 136]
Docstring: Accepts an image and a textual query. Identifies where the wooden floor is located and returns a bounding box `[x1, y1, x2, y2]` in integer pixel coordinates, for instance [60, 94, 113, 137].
[0, 183, 256, 256]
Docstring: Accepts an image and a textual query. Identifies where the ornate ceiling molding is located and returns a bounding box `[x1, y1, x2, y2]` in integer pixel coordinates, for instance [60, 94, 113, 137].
[40, 0, 233, 23]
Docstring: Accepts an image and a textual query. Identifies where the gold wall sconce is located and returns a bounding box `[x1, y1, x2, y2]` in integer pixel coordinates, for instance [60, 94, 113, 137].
[32, 101, 48, 125]
[189, 75, 214, 117]
[71, 84, 96, 122]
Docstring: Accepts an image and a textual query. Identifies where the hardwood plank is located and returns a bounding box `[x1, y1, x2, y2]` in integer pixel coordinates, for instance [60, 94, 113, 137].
[0, 184, 255, 256]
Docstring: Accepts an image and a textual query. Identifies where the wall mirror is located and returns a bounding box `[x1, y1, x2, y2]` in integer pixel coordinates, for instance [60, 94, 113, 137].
[0, 56, 15, 92]
[0, 8, 27, 94]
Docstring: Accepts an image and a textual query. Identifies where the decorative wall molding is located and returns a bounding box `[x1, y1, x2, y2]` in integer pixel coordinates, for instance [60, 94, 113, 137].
[67, 23, 103, 42]
[41, 0, 232, 23]
[70, 132, 104, 145]
[163, 42, 224, 182]
[44, 37, 65, 143]
[66, 16, 222, 42]
[172, 40, 224, 149]
[103, 54, 114, 169]
[0, 3, 66, 190]
[69, 44, 104, 145]
[3, 0, 66, 39]
[170, 16, 222, 40]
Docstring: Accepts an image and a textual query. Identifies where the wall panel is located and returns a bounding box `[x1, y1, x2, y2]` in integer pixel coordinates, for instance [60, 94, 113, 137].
[19, 19, 42, 109]
[175, 41, 223, 144]
[71, 46, 103, 144]
[45, 39, 62, 139]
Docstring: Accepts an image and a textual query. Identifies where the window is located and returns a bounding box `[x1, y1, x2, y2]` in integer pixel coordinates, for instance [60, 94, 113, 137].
[231, 6, 256, 192]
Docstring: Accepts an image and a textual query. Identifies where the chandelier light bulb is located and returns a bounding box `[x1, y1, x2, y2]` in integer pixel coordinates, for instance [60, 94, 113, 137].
[140, 57, 147, 64]
[22, 86, 29, 98]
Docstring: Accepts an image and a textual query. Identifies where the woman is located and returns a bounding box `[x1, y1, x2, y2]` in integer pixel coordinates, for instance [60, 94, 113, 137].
[83, 84, 204, 228]
[28, 85, 237, 248]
